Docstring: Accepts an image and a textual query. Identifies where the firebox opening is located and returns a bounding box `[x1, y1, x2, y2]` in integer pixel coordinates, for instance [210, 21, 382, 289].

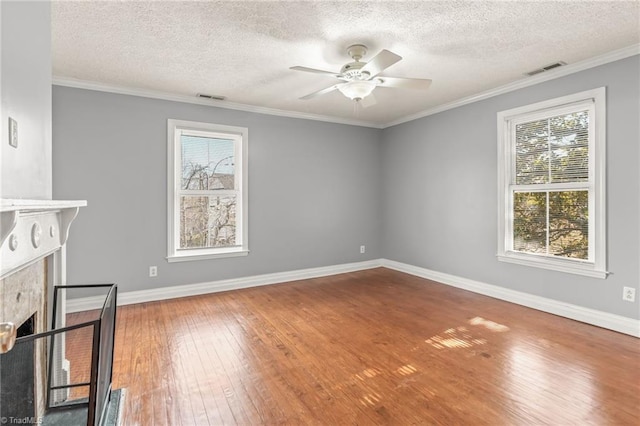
[17, 314, 35, 337]
[0, 313, 37, 421]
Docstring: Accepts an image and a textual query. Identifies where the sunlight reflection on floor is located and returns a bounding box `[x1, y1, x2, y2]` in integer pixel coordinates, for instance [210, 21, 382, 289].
[336, 317, 517, 415]
[396, 364, 417, 376]
[359, 391, 382, 407]
[425, 317, 509, 350]
[469, 316, 510, 332]
[426, 327, 486, 349]
[354, 367, 382, 381]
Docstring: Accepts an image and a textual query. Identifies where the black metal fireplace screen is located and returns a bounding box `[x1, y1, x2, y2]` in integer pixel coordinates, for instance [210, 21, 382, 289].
[10, 284, 117, 426]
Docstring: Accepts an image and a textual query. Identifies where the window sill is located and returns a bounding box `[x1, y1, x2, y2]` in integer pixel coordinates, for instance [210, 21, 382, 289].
[497, 252, 608, 279]
[167, 248, 249, 263]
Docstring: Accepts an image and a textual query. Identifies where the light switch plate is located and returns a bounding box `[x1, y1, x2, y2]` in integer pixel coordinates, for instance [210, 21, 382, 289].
[8, 117, 18, 148]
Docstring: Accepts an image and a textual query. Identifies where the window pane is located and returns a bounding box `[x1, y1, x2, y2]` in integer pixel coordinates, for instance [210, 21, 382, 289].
[513, 191, 588, 260]
[515, 120, 550, 185]
[181, 135, 235, 190]
[549, 111, 589, 183]
[515, 110, 589, 185]
[549, 191, 588, 259]
[180, 195, 237, 249]
[513, 192, 547, 254]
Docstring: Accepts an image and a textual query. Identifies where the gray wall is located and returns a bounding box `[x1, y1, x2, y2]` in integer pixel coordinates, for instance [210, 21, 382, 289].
[53, 87, 382, 293]
[53, 55, 638, 321]
[1, 1, 52, 199]
[382, 56, 640, 319]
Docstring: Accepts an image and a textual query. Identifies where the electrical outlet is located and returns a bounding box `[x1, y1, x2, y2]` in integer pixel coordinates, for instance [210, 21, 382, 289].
[360, 245, 366, 254]
[149, 266, 158, 277]
[622, 287, 635, 302]
[8, 117, 18, 148]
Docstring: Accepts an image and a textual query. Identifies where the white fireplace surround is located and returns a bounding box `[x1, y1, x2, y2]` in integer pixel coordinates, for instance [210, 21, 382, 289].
[0, 199, 86, 281]
[0, 198, 86, 418]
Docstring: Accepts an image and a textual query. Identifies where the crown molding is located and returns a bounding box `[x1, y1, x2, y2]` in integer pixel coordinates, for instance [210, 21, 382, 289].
[53, 44, 638, 130]
[51, 77, 382, 129]
[382, 43, 640, 128]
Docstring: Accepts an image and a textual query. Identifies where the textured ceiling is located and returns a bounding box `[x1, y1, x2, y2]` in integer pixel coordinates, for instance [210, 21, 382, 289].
[52, 1, 640, 127]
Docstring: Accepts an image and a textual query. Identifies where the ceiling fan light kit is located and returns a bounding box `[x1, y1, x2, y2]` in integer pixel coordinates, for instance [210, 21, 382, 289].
[338, 80, 377, 100]
[291, 43, 432, 105]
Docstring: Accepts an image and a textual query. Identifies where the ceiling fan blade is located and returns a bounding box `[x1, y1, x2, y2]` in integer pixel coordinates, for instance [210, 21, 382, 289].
[377, 76, 432, 90]
[290, 66, 342, 78]
[360, 49, 402, 78]
[299, 83, 344, 100]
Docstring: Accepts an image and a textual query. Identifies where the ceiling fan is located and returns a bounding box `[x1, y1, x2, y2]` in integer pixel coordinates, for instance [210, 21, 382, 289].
[290, 44, 432, 105]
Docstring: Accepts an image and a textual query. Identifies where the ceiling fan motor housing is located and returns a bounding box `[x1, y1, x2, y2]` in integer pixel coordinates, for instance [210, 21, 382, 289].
[341, 44, 371, 81]
[341, 61, 370, 81]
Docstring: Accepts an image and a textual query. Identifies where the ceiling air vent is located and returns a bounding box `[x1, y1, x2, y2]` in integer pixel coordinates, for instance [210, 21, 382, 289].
[196, 93, 226, 101]
[525, 61, 567, 77]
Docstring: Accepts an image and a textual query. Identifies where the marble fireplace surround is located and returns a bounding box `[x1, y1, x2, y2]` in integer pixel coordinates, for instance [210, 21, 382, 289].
[0, 198, 86, 417]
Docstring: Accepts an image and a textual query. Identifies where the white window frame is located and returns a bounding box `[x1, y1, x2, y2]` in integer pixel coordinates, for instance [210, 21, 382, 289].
[167, 119, 248, 262]
[497, 87, 607, 278]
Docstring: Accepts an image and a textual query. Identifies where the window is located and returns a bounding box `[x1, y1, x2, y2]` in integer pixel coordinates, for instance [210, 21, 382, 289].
[167, 119, 248, 262]
[497, 88, 606, 278]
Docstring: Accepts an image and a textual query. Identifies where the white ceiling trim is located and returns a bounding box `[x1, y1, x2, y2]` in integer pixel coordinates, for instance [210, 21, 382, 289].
[53, 44, 639, 130]
[51, 77, 382, 129]
[383, 44, 640, 128]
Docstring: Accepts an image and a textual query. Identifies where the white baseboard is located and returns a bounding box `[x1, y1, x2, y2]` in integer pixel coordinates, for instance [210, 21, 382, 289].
[65, 259, 382, 313]
[66, 258, 639, 338]
[380, 259, 640, 338]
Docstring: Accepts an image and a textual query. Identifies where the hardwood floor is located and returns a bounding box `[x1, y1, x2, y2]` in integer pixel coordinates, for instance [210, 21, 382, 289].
[68, 268, 640, 425]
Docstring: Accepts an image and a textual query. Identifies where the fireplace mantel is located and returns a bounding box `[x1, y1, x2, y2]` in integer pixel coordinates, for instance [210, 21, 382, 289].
[0, 199, 87, 280]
